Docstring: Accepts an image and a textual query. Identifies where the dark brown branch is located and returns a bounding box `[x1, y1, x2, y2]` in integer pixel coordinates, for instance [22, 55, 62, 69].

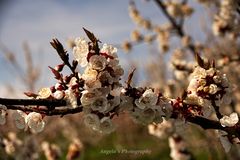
[0, 97, 227, 131]
[2, 97, 239, 139]
[0, 98, 66, 107]
[5, 104, 82, 116]
[187, 115, 223, 130]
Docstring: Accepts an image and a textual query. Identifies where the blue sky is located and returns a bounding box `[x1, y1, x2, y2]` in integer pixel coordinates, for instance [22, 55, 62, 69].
[0, 0, 209, 95]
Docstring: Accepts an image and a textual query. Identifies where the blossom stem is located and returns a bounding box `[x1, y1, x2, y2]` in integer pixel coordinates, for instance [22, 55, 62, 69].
[211, 100, 223, 119]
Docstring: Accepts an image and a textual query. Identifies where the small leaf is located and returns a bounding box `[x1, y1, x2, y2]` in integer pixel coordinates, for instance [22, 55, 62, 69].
[83, 28, 100, 54]
[83, 27, 97, 43]
[181, 90, 188, 100]
[72, 60, 78, 70]
[24, 92, 38, 98]
[126, 68, 136, 88]
[49, 66, 61, 80]
[195, 53, 204, 68]
[50, 39, 69, 64]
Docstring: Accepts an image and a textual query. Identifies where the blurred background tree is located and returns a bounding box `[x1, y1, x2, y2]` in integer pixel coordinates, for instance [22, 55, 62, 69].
[0, 0, 240, 159]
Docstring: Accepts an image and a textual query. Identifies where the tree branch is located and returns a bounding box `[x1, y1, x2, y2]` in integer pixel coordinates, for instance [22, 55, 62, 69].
[0, 97, 66, 107]
[153, 0, 196, 54]
[187, 116, 223, 130]
[0, 97, 229, 131]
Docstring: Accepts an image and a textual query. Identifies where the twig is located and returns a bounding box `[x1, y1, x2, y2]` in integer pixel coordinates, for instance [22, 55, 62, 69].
[211, 99, 223, 120]
[153, 0, 196, 54]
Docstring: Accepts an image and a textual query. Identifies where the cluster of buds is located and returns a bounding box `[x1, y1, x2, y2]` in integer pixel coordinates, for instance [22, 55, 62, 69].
[212, 0, 239, 37]
[164, 1, 194, 18]
[156, 26, 170, 52]
[128, 2, 152, 30]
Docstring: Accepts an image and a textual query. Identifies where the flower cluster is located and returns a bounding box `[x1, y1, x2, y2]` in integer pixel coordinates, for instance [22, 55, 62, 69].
[212, 0, 239, 36]
[127, 88, 169, 125]
[185, 66, 231, 117]
[0, 104, 7, 125]
[148, 118, 174, 139]
[71, 39, 124, 134]
[7, 35, 124, 135]
[13, 110, 45, 133]
[164, 1, 193, 18]
[128, 2, 152, 30]
[1, 132, 22, 155]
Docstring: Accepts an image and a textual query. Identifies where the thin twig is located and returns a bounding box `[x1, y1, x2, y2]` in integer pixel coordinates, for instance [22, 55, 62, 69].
[211, 99, 223, 119]
[153, 0, 196, 54]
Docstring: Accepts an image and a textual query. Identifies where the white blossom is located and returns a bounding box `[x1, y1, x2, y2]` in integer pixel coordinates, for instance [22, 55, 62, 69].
[209, 84, 218, 94]
[26, 112, 45, 133]
[83, 113, 100, 131]
[0, 105, 7, 125]
[220, 112, 239, 127]
[89, 55, 107, 71]
[187, 77, 199, 93]
[73, 37, 89, 67]
[135, 89, 158, 109]
[53, 90, 64, 100]
[84, 79, 102, 90]
[108, 59, 119, 68]
[111, 65, 124, 82]
[131, 107, 156, 125]
[65, 89, 78, 108]
[169, 135, 191, 160]
[191, 66, 207, 79]
[38, 87, 52, 99]
[100, 43, 118, 58]
[80, 90, 101, 106]
[13, 110, 27, 130]
[82, 67, 98, 82]
[148, 118, 173, 139]
[91, 96, 109, 113]
[119, 95, 134, 112]
[99, 117, 115, 134]
[98, 71, 113, 85]
[213, 75, 222, 84]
